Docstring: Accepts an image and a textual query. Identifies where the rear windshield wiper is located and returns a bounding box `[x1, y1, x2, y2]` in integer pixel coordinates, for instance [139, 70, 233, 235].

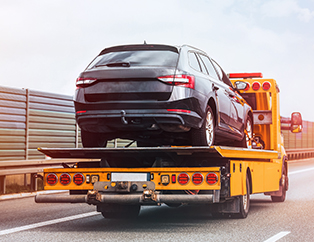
[96, 62, 130, 68]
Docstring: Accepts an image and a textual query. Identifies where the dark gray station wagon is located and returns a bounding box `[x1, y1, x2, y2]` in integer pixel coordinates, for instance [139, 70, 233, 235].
[74, 44, 253, 147]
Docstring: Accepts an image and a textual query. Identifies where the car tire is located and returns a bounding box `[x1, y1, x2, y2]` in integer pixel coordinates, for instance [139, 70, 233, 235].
[191, 105, 215, 146]
[81, 130, 107, 147]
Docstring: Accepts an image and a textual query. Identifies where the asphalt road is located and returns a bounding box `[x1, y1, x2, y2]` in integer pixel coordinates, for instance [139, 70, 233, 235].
[1, 159, 314, 242]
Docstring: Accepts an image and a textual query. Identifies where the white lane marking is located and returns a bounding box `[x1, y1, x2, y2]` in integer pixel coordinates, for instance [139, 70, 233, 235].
[264, 231, 291, 242]
[0, 211, 99, 236]
[289, 167, 314, 175]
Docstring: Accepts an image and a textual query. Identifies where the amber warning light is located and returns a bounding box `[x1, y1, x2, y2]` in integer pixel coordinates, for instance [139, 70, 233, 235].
[228, 73, 263, 79]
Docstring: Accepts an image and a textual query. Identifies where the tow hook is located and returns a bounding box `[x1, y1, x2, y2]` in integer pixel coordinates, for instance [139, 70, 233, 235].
[86, 190, 101, 204]
[121, 110, 128, 124]
[142, 189, 158, 202]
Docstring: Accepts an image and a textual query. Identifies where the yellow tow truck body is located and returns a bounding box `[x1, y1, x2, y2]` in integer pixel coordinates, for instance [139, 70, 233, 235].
[35, 73, 302, 218]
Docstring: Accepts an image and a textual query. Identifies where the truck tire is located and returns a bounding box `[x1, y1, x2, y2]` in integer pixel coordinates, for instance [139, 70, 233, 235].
[191, 105, 215, 146]
[99, 204, 140, 219]
[271, 166, 287, 202]
[81, 130, 107, 147]
[234, 176, 250, 218]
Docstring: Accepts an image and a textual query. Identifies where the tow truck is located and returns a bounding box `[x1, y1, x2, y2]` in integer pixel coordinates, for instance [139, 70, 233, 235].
[35, 73, 302, 219]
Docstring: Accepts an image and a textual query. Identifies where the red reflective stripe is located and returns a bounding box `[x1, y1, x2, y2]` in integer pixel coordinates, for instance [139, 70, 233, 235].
[167, 109, 191, 113]
[229, 73, 263, 79]
[76, 111, 86, 114]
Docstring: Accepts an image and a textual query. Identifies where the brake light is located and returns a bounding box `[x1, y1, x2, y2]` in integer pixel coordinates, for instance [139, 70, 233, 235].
[73, 173, 85, 185]
[158, 75, 195, 89]
[252, 82, 261, 91]
[192, 173, 203, 185]
[228, 73, 263, 79]
[46, 173, 58, 186]
[60, 173, 71, 185]
[206, 172, 218, 185]
[178, 173, 189, 185]
[76, 77, 97, 87]
[262, 81, 271, 91]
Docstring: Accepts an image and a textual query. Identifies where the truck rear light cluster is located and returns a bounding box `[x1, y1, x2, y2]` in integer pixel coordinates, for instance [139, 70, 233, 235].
[158, 74, 195, 89]
[46, 173, 85, 186]
[177, 172, 218, 185]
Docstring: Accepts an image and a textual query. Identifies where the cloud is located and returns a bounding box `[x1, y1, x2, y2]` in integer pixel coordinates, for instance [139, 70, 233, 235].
[261, 0, 314, 22]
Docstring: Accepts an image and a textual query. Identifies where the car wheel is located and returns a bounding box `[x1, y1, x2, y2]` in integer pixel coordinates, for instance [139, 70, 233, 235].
[191, 105, 215, 146]
[81, 130, 107, 147]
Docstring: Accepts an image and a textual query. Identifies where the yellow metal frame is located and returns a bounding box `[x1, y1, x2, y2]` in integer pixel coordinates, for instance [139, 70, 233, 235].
[44, 167, 221, 191]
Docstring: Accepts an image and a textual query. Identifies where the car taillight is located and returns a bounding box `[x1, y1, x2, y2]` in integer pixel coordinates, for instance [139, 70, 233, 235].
[206, 172, 218, 185]
[158, 75, 195, 89]
[262, 81, 271, 91]
[178, 172, 189, 185]
[60, 173, 71, 185]
[192, 173, 203, 185]
[73, 173, 85, 185]
[76, 77, 97, 87]
[46, 173, 58, 186]
[252, 82, 261, 91]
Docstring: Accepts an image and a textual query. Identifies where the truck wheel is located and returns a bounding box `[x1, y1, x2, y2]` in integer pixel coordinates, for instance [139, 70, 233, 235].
[99, 204, 140, 219]
[81, 130, 107, 147]
[271, 167, 287, 202]
[191, 106, 215, 146]
[234, 176, 250, 219]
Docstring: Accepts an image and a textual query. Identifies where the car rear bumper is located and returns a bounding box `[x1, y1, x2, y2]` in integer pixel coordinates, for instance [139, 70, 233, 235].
[76, 108, 202, 133]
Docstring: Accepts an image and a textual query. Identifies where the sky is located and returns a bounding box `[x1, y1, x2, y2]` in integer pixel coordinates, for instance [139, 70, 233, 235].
[1, 0, 314, 121]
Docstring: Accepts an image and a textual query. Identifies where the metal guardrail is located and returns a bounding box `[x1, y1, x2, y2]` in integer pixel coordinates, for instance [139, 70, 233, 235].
[0, 148, 313, 195]
[286, 148, 314, 160]
[0, 158, 98, 194]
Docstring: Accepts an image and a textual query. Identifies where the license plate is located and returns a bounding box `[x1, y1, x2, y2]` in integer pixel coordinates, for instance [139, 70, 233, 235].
[111, 173, 150, 181]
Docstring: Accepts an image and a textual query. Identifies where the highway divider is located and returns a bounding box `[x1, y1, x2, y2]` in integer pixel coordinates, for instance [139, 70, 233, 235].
[0, 158, 98, 194]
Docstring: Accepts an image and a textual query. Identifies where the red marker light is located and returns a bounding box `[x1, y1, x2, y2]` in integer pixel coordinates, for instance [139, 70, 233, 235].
[206, 172, 218, 185]
[192, 173, 204, 185]
[252, 82, 261, 91]
[60, 173, 71, 185]
[178, 173, 189, 185]
[73, 173, 85, 185]
[262, 81, 271, 91]
[46, 173, 58, 186]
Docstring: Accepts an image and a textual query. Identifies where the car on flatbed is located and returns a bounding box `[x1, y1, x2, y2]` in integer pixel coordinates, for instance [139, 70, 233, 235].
[74, 44, 253, 148]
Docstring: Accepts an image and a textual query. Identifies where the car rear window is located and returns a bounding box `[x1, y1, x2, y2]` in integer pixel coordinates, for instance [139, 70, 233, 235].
[86, 50, 179, 69]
